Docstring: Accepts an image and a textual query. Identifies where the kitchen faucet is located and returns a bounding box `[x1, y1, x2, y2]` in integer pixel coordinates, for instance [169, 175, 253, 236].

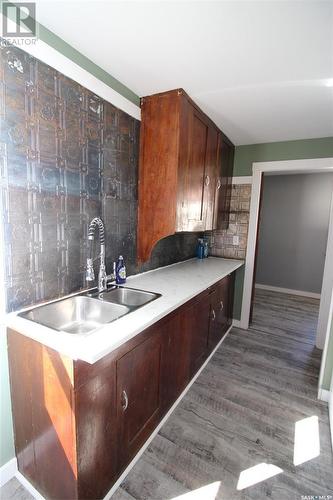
[86, 217, 110, 292]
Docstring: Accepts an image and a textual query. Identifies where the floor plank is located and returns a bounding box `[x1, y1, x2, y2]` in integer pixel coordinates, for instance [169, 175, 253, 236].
[1, 289, 332, 500]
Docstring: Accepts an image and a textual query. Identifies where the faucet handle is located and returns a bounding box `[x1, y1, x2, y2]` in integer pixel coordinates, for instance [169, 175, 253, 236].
[86, 258, 95, 281]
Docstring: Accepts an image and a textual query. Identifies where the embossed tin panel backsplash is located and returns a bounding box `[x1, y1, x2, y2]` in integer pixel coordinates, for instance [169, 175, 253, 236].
[0, 43, 198, 312]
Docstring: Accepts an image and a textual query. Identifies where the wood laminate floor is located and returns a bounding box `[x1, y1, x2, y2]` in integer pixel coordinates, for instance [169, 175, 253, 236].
[2, 290, 332, 500]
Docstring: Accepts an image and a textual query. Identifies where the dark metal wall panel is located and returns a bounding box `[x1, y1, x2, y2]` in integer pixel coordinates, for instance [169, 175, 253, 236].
[0, 43, 198, 312]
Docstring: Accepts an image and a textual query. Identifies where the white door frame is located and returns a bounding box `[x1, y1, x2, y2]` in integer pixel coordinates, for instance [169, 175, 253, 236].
[317, 191, 333, 348]
[318, 285, 333, 400]
[240, 158, 333, 352]
[317, 190, 333, 403]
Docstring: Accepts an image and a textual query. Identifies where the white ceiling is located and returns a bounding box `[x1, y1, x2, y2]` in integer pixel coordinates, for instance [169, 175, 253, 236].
[35, 0, 333, 145]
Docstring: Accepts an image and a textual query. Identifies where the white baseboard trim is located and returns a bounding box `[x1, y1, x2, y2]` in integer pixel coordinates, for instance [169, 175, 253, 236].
[255, 283, 321, 299]
[103, 325, 233, 499]
[318, 388, 330, 403]
[232, 319, 242, 328]
[0, 457, 17, 488]
[232, 176, 252, 185]
[16, 471, 45, 500]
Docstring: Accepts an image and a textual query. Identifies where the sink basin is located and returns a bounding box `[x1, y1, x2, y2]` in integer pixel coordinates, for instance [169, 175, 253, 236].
[19, 296, 130, 335]
[97, 286, 160, 308]
[19, 286, 161, 335]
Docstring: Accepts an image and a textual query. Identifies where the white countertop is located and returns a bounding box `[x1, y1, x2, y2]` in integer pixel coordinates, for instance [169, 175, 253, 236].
[6, 257, 243, 364]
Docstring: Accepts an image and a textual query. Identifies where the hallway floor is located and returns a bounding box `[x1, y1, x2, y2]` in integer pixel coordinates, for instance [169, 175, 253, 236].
[2, 290, 332, 499]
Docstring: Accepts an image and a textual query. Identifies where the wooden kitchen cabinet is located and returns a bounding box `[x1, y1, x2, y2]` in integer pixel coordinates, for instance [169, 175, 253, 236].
[8, 272, 235, 500]
[160, 310, 191, 411]
[187, 291, 212, 377]
[137, 88, 234, 262]
[116, 328, 163, 468]
[209, 274, 234, 349]
[75, 365, 118, 499]
[205, 126, 221, 230]
[182, 105, 209, 231]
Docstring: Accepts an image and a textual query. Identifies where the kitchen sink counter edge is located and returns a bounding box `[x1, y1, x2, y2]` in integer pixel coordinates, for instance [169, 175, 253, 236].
[6, 257, 243, 364]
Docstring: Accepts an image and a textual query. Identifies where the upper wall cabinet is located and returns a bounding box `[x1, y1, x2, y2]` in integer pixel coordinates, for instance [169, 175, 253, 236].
[216, 135, 234, 231]
[137, 88, 234, 262]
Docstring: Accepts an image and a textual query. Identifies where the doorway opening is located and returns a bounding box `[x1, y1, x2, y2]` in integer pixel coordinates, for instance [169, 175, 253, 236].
[240, 158, 333, 400]
[251, 172, 333, 349]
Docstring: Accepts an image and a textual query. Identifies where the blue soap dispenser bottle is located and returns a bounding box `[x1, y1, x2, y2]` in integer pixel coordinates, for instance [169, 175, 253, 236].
[197, 238, 205, 259]
[115, 255, 126, 284]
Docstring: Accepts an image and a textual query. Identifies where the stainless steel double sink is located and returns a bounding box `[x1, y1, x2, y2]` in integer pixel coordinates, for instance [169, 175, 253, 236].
[19, 286, 161, 335]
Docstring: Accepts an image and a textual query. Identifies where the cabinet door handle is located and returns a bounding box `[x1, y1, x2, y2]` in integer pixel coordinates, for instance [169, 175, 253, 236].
[220, 300, 224, 311]
[216, 178, 221, 190]
[121, 390, 128, 411]
[205, 175, 210, 186]
[212, 309, 216, 321]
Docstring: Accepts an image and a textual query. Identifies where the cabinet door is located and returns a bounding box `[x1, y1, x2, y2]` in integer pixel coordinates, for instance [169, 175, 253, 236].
[212, 133, 223, 230]
[205, 125, 220, 230]
[76, 365, 118, 500]
[217, 138, 234, 230]
[182, 105, 209, 231]
[137, 91, 181, 262]
[209, 275, 233, 349]
[116, 331, 162, 468]
[161, 310, 191, 412]
[186, 292, 211, 377]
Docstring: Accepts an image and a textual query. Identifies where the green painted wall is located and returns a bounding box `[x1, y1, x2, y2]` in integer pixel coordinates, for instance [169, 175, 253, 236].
[37, 24, 140, 106]
[1, 8, 140, 106]
[0, 330, 15, 467]
[234, 137, 333, 176]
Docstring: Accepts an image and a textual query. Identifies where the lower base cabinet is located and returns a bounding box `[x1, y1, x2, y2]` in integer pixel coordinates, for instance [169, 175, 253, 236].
[117, 331, 163, 469]
[75, 366, 118, 500]
[187, 291, 211, 377]
[160, 310, 191, 411]
[209, 274, 233, 349]
[8, 273, 235, 500]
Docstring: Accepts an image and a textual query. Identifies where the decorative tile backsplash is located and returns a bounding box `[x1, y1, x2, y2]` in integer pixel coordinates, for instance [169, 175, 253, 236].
[0, 43, 198, 312]
[210, 184, 251, 259]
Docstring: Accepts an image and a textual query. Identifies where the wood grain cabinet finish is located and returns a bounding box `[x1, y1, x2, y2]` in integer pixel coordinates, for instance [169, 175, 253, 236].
[216, 137, 234, 230]
[186, 291, 212, 377]
[137, 88, 234, 262]
[116, 329, 163, 469]
[8, 273, 235, 500]
[209, 274, 234, 349]
[75, 364, 118, 500]
[160, 310, 191, 411]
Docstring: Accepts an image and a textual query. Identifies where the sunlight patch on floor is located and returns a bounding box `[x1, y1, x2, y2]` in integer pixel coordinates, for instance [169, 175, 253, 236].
[293, 416, 320, 466]
[237, 463, 283, 490]
[171, 481, 221, 499]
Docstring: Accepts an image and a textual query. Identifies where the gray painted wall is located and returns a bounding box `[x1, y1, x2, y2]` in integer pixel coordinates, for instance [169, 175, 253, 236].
[256, 173, 333, 294]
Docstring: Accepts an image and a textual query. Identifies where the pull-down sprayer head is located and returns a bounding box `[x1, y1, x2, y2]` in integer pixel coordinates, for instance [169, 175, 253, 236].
[86, 217, 107, 291]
